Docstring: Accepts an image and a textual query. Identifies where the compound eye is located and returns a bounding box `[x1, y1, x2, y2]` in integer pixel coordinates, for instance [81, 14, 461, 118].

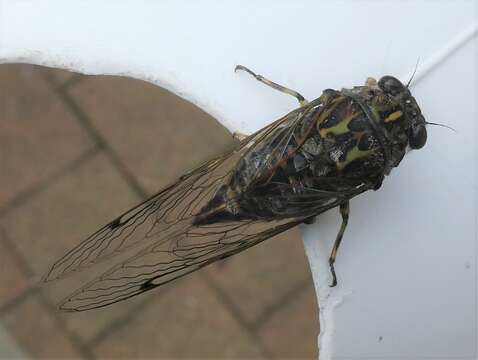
[409, 124, 427, 149]
[378, 76, 405, 96]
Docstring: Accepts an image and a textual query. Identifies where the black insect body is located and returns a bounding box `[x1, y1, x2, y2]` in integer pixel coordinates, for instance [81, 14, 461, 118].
[44, 66, 428, 311]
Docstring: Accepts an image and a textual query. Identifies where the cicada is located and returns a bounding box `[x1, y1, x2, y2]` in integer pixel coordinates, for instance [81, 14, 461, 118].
[44, 65, 429, 311]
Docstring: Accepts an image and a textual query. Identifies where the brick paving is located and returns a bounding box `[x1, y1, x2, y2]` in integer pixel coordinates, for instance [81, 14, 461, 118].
[0, 64, 319, 359]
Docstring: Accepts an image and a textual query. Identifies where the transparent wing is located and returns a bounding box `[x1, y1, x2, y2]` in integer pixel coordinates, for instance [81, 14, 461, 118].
[58, 218, 302, 311]
[43, 156, 231, 282]
[44, 105, 311, 283]
[57, 179, 353, 312]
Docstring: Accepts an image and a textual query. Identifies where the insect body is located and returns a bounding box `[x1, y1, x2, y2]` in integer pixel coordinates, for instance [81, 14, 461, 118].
[44, 66, 427, 311]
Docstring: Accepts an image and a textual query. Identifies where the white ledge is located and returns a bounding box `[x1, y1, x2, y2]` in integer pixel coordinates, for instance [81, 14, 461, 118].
[1, 1, 476, 358]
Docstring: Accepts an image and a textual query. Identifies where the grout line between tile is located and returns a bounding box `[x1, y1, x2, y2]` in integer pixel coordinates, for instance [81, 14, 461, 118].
[251, 279, 311, 331]
[0, 286, 38, 318]
[0, 145, 102, 219]
[0, 270, 90, 359]
[59, 74, 85, 92]
[0, 226, 39, 317]
[36, 291, 95, 360]
[43, 72, 148, 200]
[200, 272, 274, 358]
[0, 227, 35, 277]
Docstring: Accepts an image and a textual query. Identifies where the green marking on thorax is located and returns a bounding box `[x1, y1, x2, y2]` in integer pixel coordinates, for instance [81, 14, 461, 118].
[337, 146, 374, 170]
[317, 95, 362, 139]
[319, 111, 359, 138]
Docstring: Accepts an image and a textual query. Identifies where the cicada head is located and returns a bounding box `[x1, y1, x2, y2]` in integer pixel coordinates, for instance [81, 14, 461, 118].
[377, 75, 427, 150]
[350, 75, 429, 174]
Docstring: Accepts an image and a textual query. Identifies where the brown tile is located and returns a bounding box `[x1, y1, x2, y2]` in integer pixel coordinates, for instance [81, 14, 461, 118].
[205, 228, 313, 324]
[258, 284, 319, 359]
[0, 231, 30, 308]
[0, 64, 94, 208]
[1, 295, 82, 359]
[2, 152, 146, 341]
[69, 75, 234, 195]
[2, 152, 139, 276]
[93, 274, 265, 359]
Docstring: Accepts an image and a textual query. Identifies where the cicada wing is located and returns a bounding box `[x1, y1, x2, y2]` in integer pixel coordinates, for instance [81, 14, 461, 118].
[43, 156, 231, 282]
[44, 106, 309, 283]
[57, 179, 351, 312]
[57, 218, 302, 311]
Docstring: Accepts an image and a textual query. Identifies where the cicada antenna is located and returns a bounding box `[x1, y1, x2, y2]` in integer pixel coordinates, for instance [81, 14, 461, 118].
[425, 121, 456, 132]
[406, 57, 420, 88]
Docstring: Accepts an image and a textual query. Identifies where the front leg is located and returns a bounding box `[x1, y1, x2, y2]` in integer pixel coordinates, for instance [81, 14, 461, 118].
[328, 201, 350, 287]
[235, 65, 308, 106]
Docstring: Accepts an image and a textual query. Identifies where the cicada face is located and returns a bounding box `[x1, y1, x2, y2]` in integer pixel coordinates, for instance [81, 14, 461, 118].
[377, 75, 427, 150]
[343, 75, 429, 174]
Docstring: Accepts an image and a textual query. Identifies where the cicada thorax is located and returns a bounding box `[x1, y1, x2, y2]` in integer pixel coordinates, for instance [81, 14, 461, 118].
[198, 82, 412, 223]
[314, 89, 388, 183]
[309, 85, 411, 188]
[265, 88, 392, 195]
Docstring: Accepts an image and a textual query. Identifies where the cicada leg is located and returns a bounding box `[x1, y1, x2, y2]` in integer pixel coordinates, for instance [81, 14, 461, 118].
[235, 65, 308, 106]
[328, 201, 350, 287]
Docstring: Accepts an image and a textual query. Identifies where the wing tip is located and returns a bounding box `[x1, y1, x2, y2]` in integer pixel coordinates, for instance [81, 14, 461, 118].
[43, 263, 86, 283]
[42, 264, 69, 283]
[57, 294, 93, 313]
[42, 268, 57, 283]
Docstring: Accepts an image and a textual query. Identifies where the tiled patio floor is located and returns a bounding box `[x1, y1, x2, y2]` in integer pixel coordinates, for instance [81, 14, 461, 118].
[0, 64, 319, 359]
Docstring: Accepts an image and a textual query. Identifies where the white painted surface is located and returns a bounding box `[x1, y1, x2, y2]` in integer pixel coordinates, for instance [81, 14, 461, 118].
[0, 1, 476, 358]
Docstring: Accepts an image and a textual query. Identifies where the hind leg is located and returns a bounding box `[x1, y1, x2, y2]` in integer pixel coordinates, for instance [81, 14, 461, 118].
[328, 201, 350, 287]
